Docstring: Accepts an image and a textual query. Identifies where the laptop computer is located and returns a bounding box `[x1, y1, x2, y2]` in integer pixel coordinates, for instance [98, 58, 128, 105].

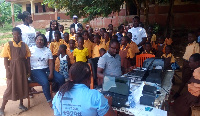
[101, 76, 131, 108]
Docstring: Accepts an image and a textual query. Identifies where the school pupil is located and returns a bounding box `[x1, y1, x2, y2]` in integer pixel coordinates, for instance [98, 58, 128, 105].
[174, 31, 200, 99]
[127, 32, 140, 58]
[55, 44, 70, 79]
[119, 36, 135, 74]
[0, 27, 31, 115]
[161, 45, 175, 70]
[49, 30, 64, 63]
[142, 42, 153, 54]
[152, 35, 166, 57]
[100, 28, 106, 40]
[69, 28, 75, 40]
[92, 35, 103, 58]
[116, 25, 124, 43]
[82, 30, 93, 58]
[73, 37, 89, 62]
[112, 35, 118, 40]
[63, 32, 70, 48]
[58, 25, 64, 33]
[99, 48, 106, 57]
[67, 39, 76, 65]
[102, 32, 110, 50]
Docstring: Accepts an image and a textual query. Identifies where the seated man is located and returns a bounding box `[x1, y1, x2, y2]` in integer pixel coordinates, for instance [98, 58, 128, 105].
[97, 39, 122, 85]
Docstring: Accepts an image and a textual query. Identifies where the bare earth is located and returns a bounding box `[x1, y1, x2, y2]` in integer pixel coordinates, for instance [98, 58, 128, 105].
[0, 58, 54, 116]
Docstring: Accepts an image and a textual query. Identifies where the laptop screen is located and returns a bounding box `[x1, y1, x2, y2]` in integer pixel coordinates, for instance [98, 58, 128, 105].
[103, 76, 130, 96]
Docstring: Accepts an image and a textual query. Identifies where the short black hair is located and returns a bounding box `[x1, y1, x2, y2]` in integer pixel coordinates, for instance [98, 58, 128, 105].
[100, 28, 106, 32]
[64, 32, 69, 35]
[76, 33, 82, 37]
[109, 38, 119, 46]
[94, 34, 101, 39]
[54, 30, 61, 38]
[59, 44, 67, 51]
[122, 36, 129, 41]
[35, 34, 47, 47]
[118, 25, 124, 31]
[82, 30, 88, 35]
[12, 27, 22, 35]
[78, 37, 84, 42]
[166, 45, 172, 50]
[191, 53, 200, 62]
[145, 42, 151, 46]
[133, 16, 140, 21]
[99, 48, 106, 53]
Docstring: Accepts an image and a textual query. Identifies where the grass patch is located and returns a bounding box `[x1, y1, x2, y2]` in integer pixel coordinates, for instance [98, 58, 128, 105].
[0, 24, 13, 33]
[36, 29, 46, 35]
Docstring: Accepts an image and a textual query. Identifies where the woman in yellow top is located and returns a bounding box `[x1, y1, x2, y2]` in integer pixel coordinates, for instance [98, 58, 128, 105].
[50, 30, 64, 62]
[74, 37, 89, 62]
[0, 27, 31, 115]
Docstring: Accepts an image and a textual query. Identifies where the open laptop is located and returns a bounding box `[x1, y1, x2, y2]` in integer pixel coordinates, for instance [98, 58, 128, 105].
[101, 76, 131, 108]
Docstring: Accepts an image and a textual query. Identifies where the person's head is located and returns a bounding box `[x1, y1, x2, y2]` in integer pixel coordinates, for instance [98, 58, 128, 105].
[85, 24, 90, 31]
[17, 11, 33, 25]
[121, 36, 128, 45]
[189, 53, 200, 70]
[94, 28, 100, 34]
[127, 32, 132, 41]
[58, 44, 67, 54]
[69, 39, 75, 49]
[58, 25, 64, 33]
[59, 62, 91, 96]
[88, 28, 93, 34]
[165, 45, 172, 54]
[128, 23, 133, 29]
[144, 42, 152, 53]
[157, 35, 165, 44]
[133, 16, 140, 27]
[35, 34, 47, 48]
[147, 33, 153, 40]
[82, 30, 89, 40]
[54, 30, 61, 42]
[104, 32, 109, 40]
[100, 28, 106, 37]
[12, 27, 22, 43]
[77, 27, 83, 34]
[94, 34, 101, 44]
[36, 31, 41, 37]
[72, 15, 78, 24]
[75, 33, 81, 41]
[112, 35, 118, 40]
[108, 39, 120, 57]
[99, 48, 106, 57]
[64, 32, 69, 43]
[148, 26, 153, 33]
[118, 25, 124, 33]
[70, 28, 75, 34]
[77, 37, 84, 48]
[108, 24, 113, 30]
[188, 31, 196, 44]
[50, 20, 58, 31]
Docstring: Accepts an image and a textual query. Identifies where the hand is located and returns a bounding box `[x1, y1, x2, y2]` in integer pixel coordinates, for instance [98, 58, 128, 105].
[105, 96, 112, 106]
[48, 73, 54, 80]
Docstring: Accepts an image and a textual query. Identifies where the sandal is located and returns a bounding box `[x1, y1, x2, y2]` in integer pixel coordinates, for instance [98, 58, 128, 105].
[0, 109, 5, 116]
[19, 105, 28, 111]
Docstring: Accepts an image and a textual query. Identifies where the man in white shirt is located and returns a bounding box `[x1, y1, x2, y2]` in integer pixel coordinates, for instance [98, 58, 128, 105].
[69, 15, 83, 33]
[128, 16, 147, 53]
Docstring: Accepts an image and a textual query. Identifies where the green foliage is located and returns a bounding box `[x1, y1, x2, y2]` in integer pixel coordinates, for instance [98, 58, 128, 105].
[0, 0, 21, 27]
[43, 0, 124, 22]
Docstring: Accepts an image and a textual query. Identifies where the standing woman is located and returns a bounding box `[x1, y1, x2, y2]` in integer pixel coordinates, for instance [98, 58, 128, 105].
[0, 27, 31, 115]
[17, 11, 36, 47]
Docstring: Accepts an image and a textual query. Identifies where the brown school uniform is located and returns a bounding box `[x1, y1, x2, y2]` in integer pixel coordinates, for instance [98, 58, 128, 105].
[1, 41, 30, 100]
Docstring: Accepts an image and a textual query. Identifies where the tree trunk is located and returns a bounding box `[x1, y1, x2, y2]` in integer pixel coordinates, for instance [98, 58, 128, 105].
[133, 0, 141, 18]
[144, 0, 149, 29]
[165, 0, 174, 37]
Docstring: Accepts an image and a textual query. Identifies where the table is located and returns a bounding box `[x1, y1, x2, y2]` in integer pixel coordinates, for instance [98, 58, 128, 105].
[113, 70, 174, 116]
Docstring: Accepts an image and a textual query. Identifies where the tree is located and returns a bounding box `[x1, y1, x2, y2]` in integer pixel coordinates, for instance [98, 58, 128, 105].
[0, 0, 21, 27]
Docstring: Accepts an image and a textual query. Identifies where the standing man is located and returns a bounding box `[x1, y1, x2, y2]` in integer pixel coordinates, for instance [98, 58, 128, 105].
[128, 16, 147, 53]
[97, 39, 122, 86]
[70, 15, 83, 33]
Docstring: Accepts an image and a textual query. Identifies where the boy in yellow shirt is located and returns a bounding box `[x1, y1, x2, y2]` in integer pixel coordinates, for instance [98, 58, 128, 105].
[50, 30, 64, 62]
[142, 42, 154, 54]
[92, 35, 104, 58]
[161, 45, 175, 70]
[82, 30, 93, 58]
[100, 32, 110, 51]
[127, 32, 140, 55]
[63, 32, 70, 49]
[73, 37, 89, 62]
[67, 39, 76, 65]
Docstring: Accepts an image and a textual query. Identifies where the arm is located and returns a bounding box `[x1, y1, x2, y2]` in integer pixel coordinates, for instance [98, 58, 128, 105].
[137, 37, 147, 47]
[4, 57, 11, 79]
[104, 107, 116, 116]
[97, 67, 104, 80]
[67, 56, 70, 69]
[27, 57, 31, 76]
[48, 59, 54, 80]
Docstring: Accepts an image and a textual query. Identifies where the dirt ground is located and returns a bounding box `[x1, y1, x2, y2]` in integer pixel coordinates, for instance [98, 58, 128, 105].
[0, 58, 54, 116]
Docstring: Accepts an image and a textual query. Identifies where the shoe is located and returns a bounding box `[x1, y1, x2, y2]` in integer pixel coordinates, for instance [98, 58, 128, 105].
[0, 109, 5, 116]
[19, 105, 28, 111]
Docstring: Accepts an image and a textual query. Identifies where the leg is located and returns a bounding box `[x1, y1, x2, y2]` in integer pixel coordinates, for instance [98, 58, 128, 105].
[31, 69, 52, 103]
[19, 99, 27, 111]
[52, 70, 65, 92]
[0, 99, 8, 116]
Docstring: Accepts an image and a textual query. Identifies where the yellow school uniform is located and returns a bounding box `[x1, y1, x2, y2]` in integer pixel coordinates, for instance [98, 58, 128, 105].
[66, 49, 75, 64]
[1, 41, 31, 60]
[100, 39, 110, 51]
[162, 53, 175, 63]
[151, 34, 156, 42]
[92, 43, 106, 58]
[73, 48, 89, 62]
[120, 45, 134, 58]
[183, 41, 200, 61]
[142, 50, 153, 54]
[127, 41, 139, 57]
[83, 39, 94, 58]
[69, 34, 75, 40]
[50, 39, 64, 55]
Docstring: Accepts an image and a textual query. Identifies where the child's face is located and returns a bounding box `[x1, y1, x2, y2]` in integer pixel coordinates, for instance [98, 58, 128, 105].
[127, 33, 132, 40]
[104, 33, 109, 40]
[121, 37, 127, 45]
[145, 44, 151, 52]
[157, 38, 164, 44]
[54, 34, 60, 41]
[133, 18, 139, 27]
[78, 39, 84, 48]
[82, 32, 88, 40]
[88, 28, 93, 34]
[58, 47, 64, 53]
[51, 22, 57, 30]
[165, 47, 171, 54]
[12, 31, 21, 43]
[188, 33, 196, 43]
[69, 40, 75, 48]
[59, 26, 64, 32]
[64, 34, 69, 42]
[94, 36, 100, 43]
